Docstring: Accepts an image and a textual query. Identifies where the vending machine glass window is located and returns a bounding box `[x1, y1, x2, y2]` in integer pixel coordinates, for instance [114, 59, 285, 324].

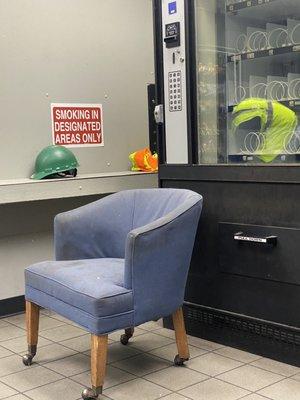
[196, 0, 300, 165]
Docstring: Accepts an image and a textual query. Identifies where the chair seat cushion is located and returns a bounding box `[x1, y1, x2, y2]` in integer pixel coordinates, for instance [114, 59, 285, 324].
[25, 258, 133, 317]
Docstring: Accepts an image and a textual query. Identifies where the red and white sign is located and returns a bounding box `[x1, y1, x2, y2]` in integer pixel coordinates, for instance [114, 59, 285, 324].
[51, 103, 104, 147]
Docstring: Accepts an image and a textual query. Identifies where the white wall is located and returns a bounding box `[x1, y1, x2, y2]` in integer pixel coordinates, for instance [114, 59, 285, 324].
[0, 0, 157, 302]
[0, 0, 154, 180]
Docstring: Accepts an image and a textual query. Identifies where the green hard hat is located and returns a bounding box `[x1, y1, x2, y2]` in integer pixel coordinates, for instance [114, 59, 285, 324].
[31, 145, 79, 180]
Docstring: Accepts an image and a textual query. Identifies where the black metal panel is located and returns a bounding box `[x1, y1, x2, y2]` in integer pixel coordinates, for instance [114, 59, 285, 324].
[147, 84, 158, 154]
[152, 0, 166, 164]
[155, 0, 300, 367]
[183, 303, 300, 367]
[185, 0, 198, 164]
[161, 177, 300, 329]
[215, 3, 227, 164]
[0, 296, 25, 317]
[164, 303, 300, 366]
[219, 222, 300, 285]
[159, 164, 300, 183]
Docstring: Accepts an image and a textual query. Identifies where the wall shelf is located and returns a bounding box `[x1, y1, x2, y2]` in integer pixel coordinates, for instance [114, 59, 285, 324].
[226, 0, 276, 14]
[0, 171, 158, 205]
[228, 99, 300, 112]
[228, 154, 300, 163]
[228, 44, 300, 63]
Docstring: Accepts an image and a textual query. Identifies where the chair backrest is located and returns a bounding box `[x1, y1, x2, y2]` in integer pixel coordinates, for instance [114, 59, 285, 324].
[130, 188, 200, 228]
[123, 189, 203, 325]
[55, 188, 202, 265]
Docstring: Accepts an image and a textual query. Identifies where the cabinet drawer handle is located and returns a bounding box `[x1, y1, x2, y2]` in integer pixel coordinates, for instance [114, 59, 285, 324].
[234, 232, 277, 246]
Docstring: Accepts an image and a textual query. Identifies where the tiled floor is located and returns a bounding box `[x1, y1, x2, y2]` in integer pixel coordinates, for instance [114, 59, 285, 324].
[0, 311, 299, 400]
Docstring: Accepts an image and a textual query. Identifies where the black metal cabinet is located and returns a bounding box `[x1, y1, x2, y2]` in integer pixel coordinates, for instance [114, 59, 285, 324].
[154, 0, 300, 364]
[160, 166, 300, 364]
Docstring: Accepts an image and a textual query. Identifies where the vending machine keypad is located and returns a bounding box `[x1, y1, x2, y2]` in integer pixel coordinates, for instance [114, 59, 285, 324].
[168, 71, 182, 112]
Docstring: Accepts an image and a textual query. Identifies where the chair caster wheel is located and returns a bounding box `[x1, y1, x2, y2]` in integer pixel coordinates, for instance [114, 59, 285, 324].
[82, 387, 100, 400]
[120, 328, 134, 346]
[174, 354, 189, 366]
[22, 354, 34, 366]
[120, 334, 129, 345]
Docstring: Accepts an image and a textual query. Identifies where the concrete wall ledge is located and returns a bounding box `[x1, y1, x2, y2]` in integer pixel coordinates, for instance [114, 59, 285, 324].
[0, 172, 158, 205]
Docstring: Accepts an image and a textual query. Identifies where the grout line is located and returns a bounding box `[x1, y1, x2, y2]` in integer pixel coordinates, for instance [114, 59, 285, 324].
[1, 315, 298, 400]
[247, 364, 297, 378]
[6, 393, 33, 400]
[0, 334, 26, 344]
[21, 375, 68, 395]
[253, 374, 290, 395]
[213, 362, 288, 395]
[109, 357, 173, 378]
[239, 391, 273, 400]
[160, 390, 195, 400]
[36, 359, 91, 381]
[142, 368, 211, 392]
[67, 368, 136, 392]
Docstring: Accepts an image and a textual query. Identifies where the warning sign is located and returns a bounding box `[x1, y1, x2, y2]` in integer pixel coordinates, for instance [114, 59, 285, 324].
[51, 103, 104, 147]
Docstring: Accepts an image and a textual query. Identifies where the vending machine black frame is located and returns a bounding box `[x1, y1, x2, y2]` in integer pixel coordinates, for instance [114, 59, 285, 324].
[153, 0, 300, 366]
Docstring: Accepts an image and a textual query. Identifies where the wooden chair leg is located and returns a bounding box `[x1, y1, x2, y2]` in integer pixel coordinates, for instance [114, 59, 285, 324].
[22, 301, 40, 366]
[120, 327, 134, 345]
[172, 307, 190, 366]
[82, 334, 108, 400]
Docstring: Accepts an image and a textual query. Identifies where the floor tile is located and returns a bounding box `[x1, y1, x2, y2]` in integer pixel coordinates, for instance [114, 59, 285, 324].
[0, 354, 32, 377]
[214, 347, 262, 363]
[291, 372, 300, 382]
[106, 342, 142, 364]
[25, 378, 83, 400]
[0, 345, 13, 359]
[258, 378, 300, 400]
[3, 314, 26, 328]
[250, 357, 299, 377]
[241, 395, 272, 400]
[160, 395, 192, 400]
[145, 365, 208, 391]
[187, 336, 225, 351]
[149, 343, 207, 362]
[179, 378, 249, 400]
[155, 328, 176, 340]
[43, 313, 80, 327]
[0, 326, 25, 342]
[3, 314, 62, 331]
[40, 325, 86, 342]
[44, 353, 90, 377]
[33, 343, 77, 364]
[112, 353, 171, 377]
[187, 353, 243, 377]
[130, 332, 173, 352]
[1, 335, 51, 354]
[218, 365, 283, 392]
[39, 317, 67, 331]
[0, 365, 62, 392]
[0, 320, 10, 329]
[138, 321, 162, 331]
[104, 378, 170, 400]
[5, 395, 31, 400]
[0, 382, 18, 399]
[60, 335, 92, 353]
[40, 309, 53, 316]
[108, 328, 146, 342]
[71, 365, 136, 389]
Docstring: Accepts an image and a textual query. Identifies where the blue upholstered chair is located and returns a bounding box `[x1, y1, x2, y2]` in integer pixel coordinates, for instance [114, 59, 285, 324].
[22, 189, 203, 399]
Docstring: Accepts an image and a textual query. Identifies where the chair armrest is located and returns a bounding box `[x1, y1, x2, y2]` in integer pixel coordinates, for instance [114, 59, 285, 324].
[54, 194, 133, 261]
[124, 198, 202, 324]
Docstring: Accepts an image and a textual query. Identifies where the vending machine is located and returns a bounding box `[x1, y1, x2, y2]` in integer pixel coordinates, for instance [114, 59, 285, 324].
[154, 0, 300, 365]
